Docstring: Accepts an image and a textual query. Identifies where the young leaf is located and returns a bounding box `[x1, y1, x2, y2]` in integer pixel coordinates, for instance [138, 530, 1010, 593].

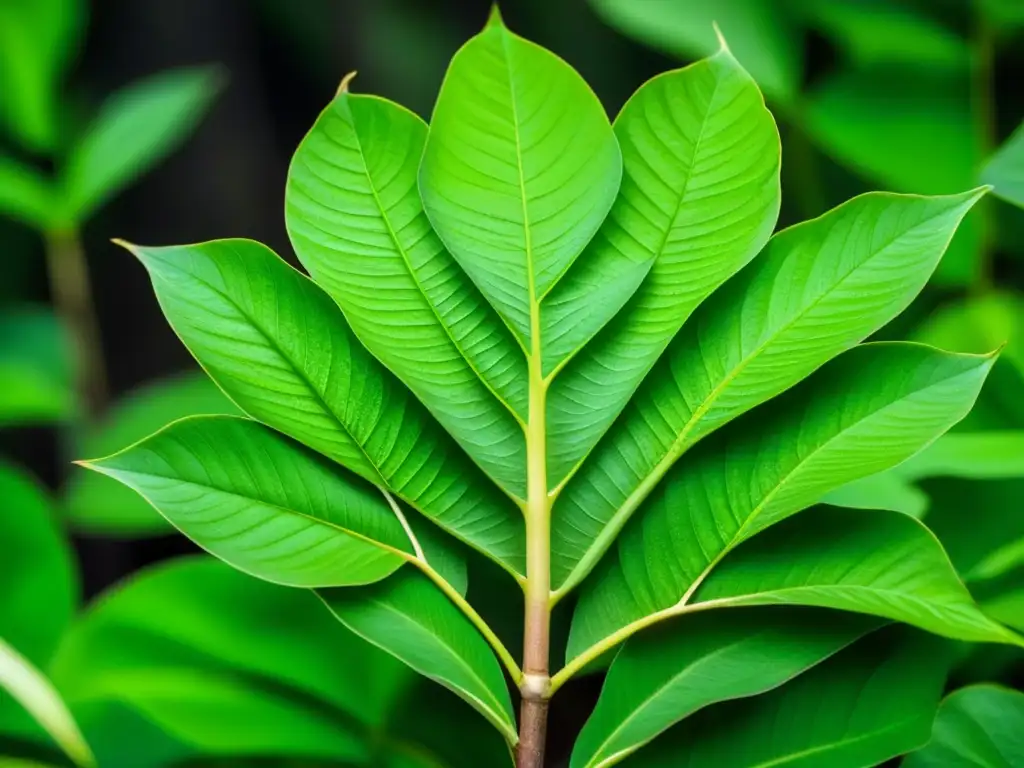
[420, 9, 622, 350]
[63, 67, 221, 222]
[0, 155, 57, 229]
[570, 608, 878, 768]
[624, 627, 947, 768]
[320, 569, 518, 746]
[285, 89, 528, 496]
[81, 415, 415, 588]
[545, 46, 780, 485]
[588, 0, 802, 103]
[982, 122, 1024, 209]
[902, 684, 1024, 767]
[0, 637, 94, 768]
[121, 238, 525, 577]
[65, 372, 238, 537]
[552, 190, 985, 594]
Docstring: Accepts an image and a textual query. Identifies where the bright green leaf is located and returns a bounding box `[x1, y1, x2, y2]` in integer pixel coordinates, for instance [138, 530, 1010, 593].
[0, 0, 84, 152]
[320, 569, 518, 745]
[419, 10, 622, 348]
[83, 415, 414, 588]
[285, 89, 528, 495]
[626, 627, 946, 768]
[903, 684, 1024, 767]
[545, 46, 781, 487]
[0, 638, 93, 767]
[588, 0, 802, 103]
[123, 238, 525, 577]
[571, 608, 877, 768]
[65, 371, 238, 537]
[62, 67, 221, 222]
[914, 291, 1024, 374]
[568, 343, 996, 659]
[0, 155, 56, 229]
[553, 188, 984, 595]
[823, 471, 929, 518]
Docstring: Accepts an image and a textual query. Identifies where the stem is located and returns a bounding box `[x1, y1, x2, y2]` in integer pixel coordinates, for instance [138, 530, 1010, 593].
[44, 228, 108, 416]
[517, 324, 551, 767]
[971, 4, 997, 294]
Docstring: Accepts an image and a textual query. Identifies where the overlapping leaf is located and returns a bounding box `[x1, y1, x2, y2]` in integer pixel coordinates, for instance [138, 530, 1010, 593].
[545, 45, 780, 487]
[419, 8, 622, 350]
[286, 88, 529, 496]
[624, 627, 947, 768]
[552, 190, 984, 594]
[569, 344, 996, 658]
[122, 238, 525, 576]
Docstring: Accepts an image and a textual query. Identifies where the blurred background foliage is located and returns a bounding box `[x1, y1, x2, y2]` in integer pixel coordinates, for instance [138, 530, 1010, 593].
[1, 0, 1023, 766]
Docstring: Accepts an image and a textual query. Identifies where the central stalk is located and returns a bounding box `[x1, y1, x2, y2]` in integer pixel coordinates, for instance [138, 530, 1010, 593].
[518, 329, 552, 768]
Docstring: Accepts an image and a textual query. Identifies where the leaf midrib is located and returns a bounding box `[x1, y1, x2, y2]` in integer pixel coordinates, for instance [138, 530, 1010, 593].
[555, 201, 966, 595]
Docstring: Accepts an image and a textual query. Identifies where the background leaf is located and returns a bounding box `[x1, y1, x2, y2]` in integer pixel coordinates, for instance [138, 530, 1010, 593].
[66, 372, 238, 537]
[983, 122, 1024, 209]
[902, 684, 1024, 767]
[624, 627, 947, 768]
[0, 156, 57, 229]
[62, 67, 221, 222]
[0, 306, 76, 427]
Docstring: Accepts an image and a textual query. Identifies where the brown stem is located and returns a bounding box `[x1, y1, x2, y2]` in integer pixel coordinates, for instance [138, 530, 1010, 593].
[44, 228, 108, 416]
[516, 695, 549, 768]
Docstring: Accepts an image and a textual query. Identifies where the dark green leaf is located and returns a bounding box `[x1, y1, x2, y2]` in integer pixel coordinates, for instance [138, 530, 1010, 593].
[320, 570, 517, 745]
[571, 608, 877, 768]
[0, 155, 56, 229]
[626, 627, 946, 768]
[903, 684, 1024, 767]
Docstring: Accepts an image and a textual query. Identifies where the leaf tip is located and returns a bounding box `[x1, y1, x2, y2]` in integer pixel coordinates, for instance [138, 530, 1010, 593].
[712, 21, 731, 54]
[337, 70, 358, 96]
[486, 3, 505, 29]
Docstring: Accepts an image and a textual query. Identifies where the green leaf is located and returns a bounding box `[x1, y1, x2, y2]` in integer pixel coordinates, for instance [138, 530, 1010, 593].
[320, 569, 518, 745]
[0, 638, 93, 768]
[0, 0, 84, 153]
[52, 556, 512, 767]
[0, 154, 56, 229]
[914, 291, 1024, 375]
[0, 306, 76, 426]
[545, 46, 781, 486]
[0, 462, 76, 668]
[571, 608, 877, 768]
[285, 89, 528, 495]
[691, 507, 1018, 644]
[982, 122, 1024, 209]
[62, 67, 221, 222]
[903, 684, 1024, 767]
[66, 372, 238, 537]
[588, 0, 802, 103]
[626, 627, 946, 768]
[823, 472, 929, 518]
[122, 238, 525, 577]
[801, 0, 969, 70]
[82, 415, 415, 588]
[552, 187, 984, 595]
[419, 10, 622, 349]
[568, 343, 997, 660]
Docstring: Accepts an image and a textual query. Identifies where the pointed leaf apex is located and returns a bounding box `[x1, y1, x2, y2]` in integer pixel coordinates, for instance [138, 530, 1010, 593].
[337, 71, 358, 96]
[486, 4, 505, 29]
[712, 22, 731, 54]
[112, 238, 142, 261]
